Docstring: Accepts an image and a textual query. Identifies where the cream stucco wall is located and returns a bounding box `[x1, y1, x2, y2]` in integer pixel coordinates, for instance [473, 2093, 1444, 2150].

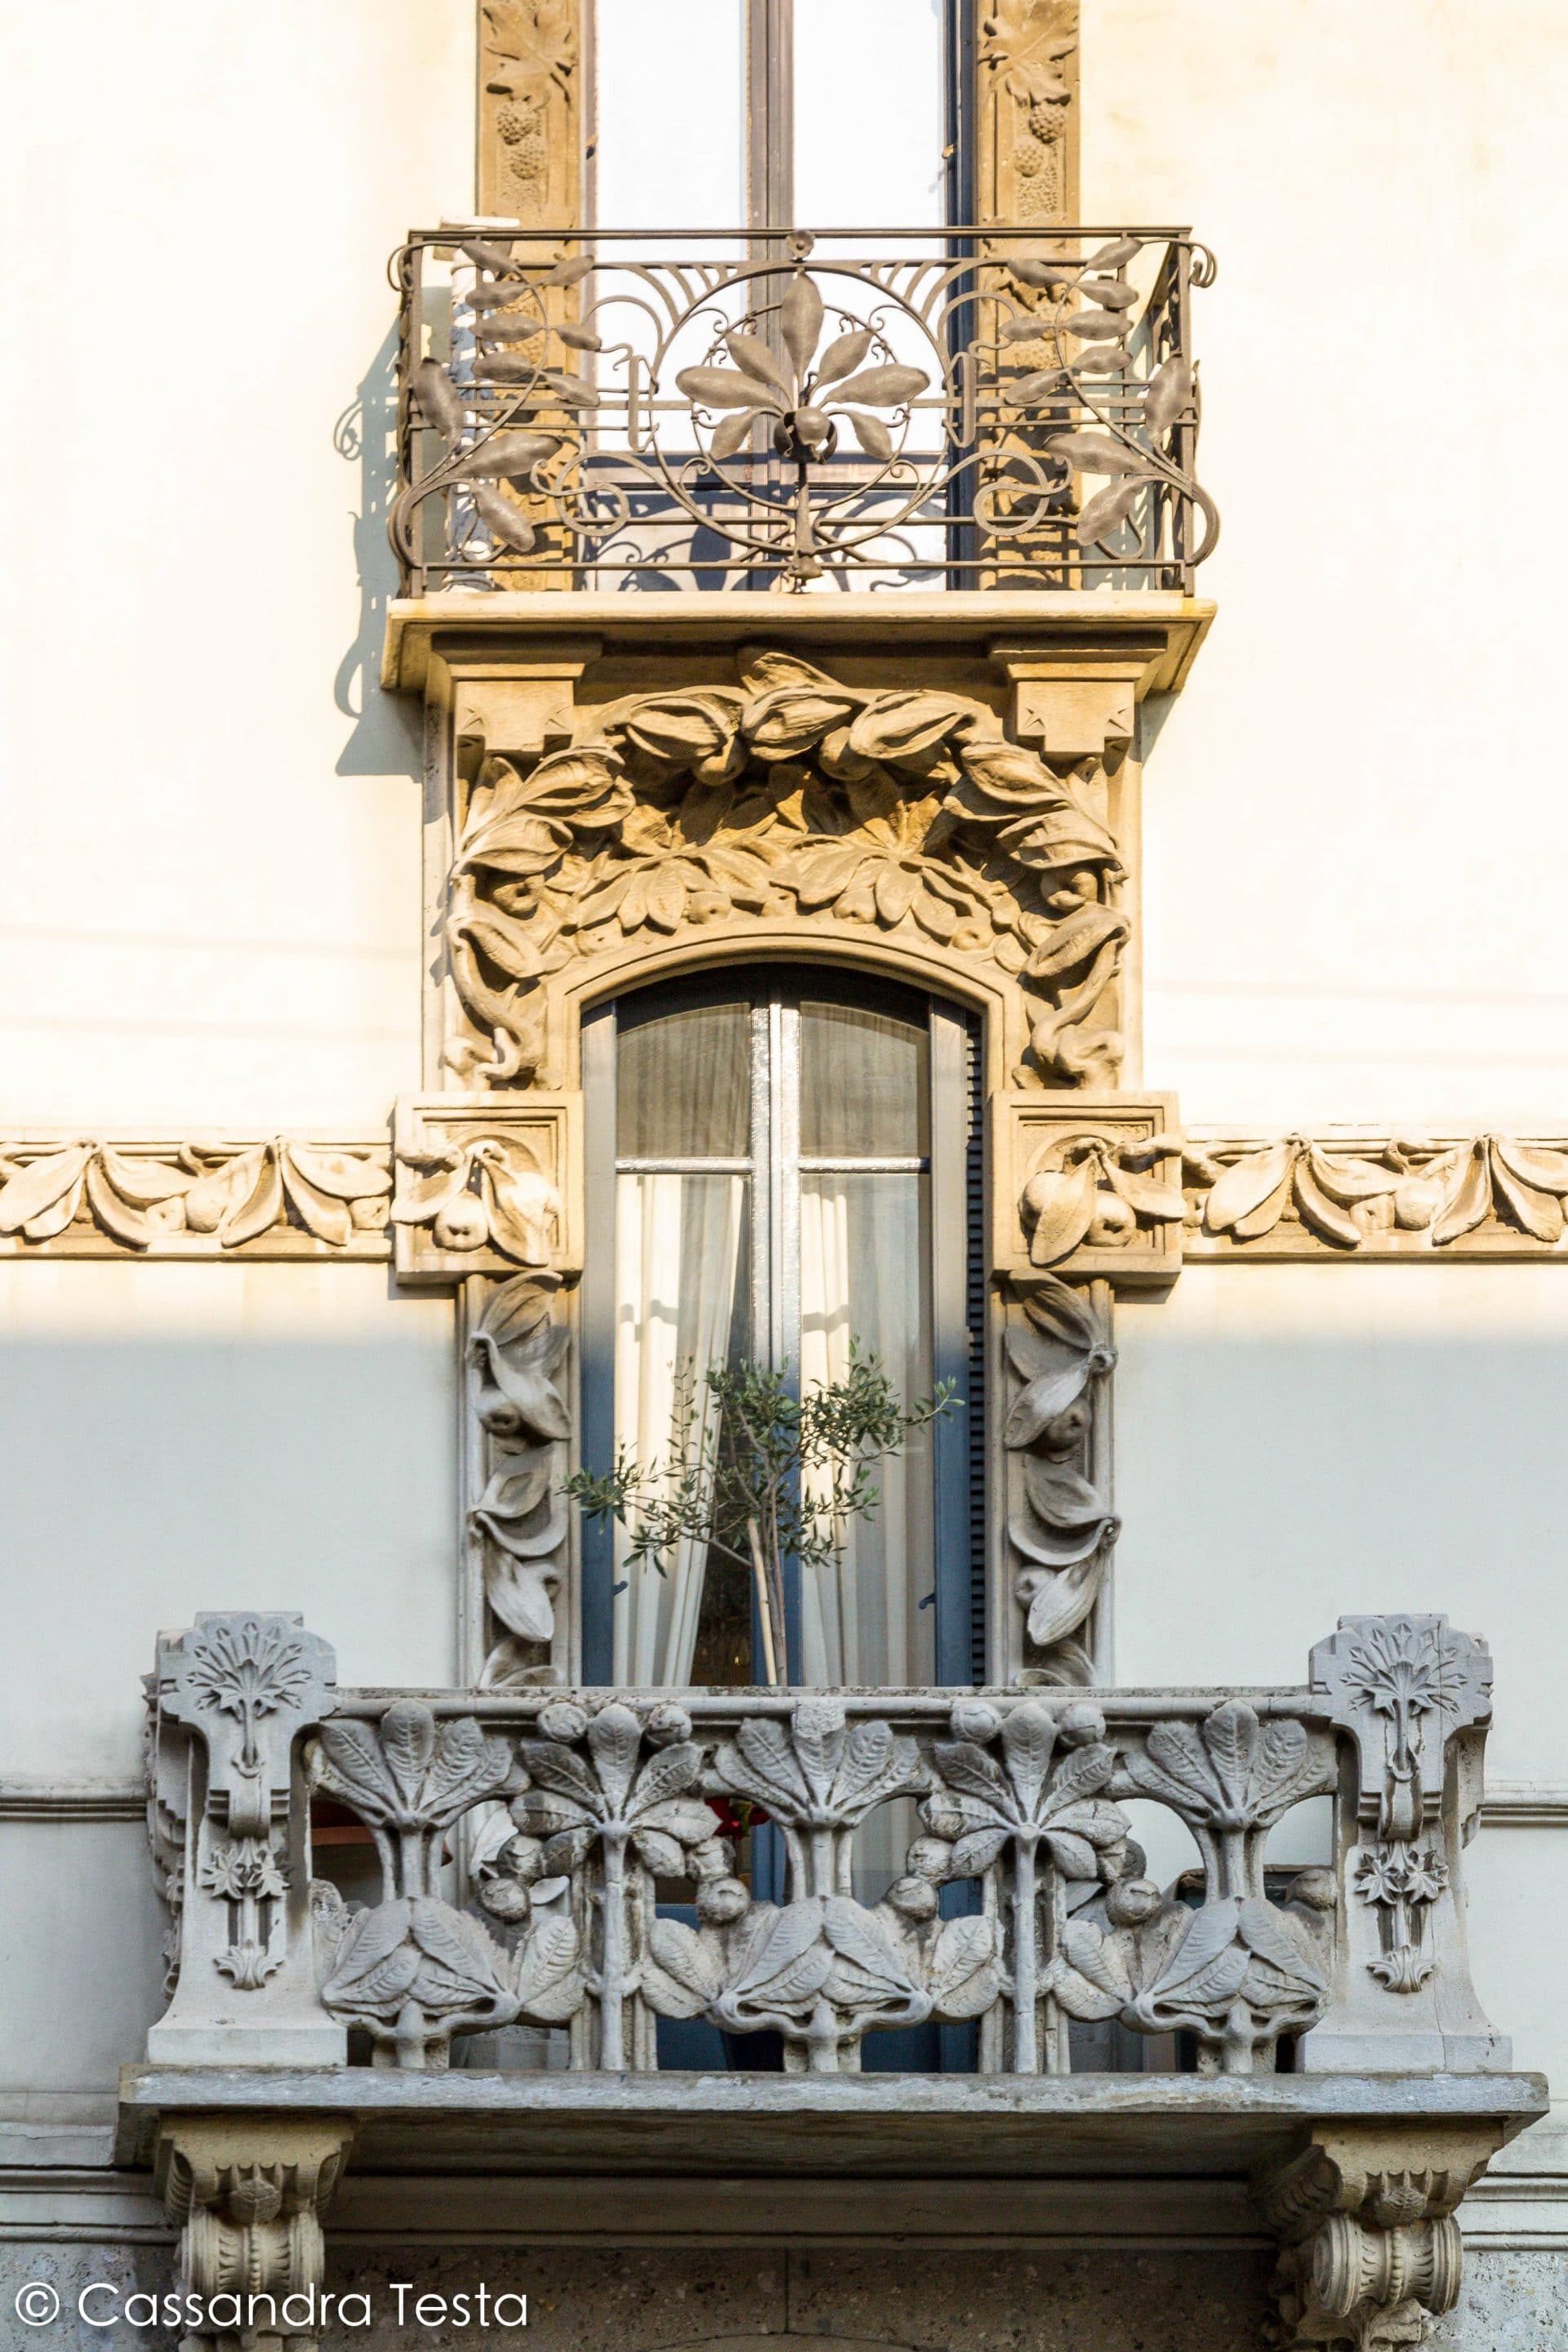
[0, 3, 1564, 2247]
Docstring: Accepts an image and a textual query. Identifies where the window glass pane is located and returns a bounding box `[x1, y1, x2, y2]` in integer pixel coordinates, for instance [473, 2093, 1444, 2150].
[800, 997, 929, 1156]
[595, 0, 745, 229]
[617, 998, 751, 1158]
[792, 0, 945, 227]
[799, 1169, 934, 1695]
[612, 1172, 751, 1686]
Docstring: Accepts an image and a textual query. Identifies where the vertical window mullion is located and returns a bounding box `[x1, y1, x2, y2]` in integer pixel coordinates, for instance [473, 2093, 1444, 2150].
[746, 0, 794, 231]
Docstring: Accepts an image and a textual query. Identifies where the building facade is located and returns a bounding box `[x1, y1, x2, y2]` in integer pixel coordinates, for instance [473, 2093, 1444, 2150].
[1, 4, 1565, 2347]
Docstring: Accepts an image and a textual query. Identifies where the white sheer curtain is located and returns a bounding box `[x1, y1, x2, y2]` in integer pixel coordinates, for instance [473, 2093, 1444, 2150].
[612, 1172, 746, 1687]
[799, 1174, 933, 1689]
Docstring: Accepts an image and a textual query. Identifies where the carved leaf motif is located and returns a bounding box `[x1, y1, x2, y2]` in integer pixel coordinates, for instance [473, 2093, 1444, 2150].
[1022, 1157, 1100, 1265]
[1494, 1138, 1568, 1194]
[1432, 1143, 1491, 1246]
[485, 1555, 557, 1643]
[1488, 1146, 1564, 1243]
[1018, 1552, 1107, 1643]
[0, 1145, 92, 1236]
[1291, 1156, 1361, 1250]
[924, 1913, 1001, 2017]
[644, 1915, 722, 2017]
[1202, 1142, 1298, 1238]
[1051, 1917, 1133, 2020]
[848, 692, 971, 763]
[511, 1913, 585, 2023]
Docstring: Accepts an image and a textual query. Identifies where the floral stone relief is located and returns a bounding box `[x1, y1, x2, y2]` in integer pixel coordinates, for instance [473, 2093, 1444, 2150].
[443, 645, 1131, 1090]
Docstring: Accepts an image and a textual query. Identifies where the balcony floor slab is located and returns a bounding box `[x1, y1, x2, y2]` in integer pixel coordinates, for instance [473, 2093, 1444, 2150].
[110, 2078, 1542, 2220]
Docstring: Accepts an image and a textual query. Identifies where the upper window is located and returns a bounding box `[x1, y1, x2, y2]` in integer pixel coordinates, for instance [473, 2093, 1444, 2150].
[580, 969, 981, 1690]
[594, 0, 953, 229]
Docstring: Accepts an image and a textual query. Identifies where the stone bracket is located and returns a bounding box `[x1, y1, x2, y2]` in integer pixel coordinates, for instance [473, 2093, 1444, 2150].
[154, 2113, 354, 2352]
[392, 1091, 582, 1285]
[1254, 2123, 1500, 2351]
[994, 1090, 1183, 1288]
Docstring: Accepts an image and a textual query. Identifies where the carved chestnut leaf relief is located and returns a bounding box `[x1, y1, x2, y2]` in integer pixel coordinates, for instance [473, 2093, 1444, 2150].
[447, 646, 1128, 1089]
[0, 1136, 391, 1253]
[1004, 1276, 1117, 1681]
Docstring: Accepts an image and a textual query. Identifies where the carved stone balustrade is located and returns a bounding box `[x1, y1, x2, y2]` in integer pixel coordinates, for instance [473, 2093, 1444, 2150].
[126, 1610, 1546, 2338]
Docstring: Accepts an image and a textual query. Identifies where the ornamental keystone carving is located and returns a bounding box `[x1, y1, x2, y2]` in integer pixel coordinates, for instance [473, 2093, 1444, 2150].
[392, 1093, 579, 1282]
[444, 645, 1131, 1089]
[996, 1093, 1184, 1283]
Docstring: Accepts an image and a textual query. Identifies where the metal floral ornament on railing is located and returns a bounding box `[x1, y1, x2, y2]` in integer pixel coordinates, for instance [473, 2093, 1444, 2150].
[390, 224, 1215, 590]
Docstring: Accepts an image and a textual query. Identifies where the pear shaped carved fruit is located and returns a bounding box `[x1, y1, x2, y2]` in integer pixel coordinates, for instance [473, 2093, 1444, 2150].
[1086, 1192, 1136, 1245]
[1393, 1177, 1446, 1232]
[434, 1192, 491, 1252]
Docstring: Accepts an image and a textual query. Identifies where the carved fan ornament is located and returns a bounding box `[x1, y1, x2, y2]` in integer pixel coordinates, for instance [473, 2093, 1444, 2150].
[445, 647, 1128, 1088]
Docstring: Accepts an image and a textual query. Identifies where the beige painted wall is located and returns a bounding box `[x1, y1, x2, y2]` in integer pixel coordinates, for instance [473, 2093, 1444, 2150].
[1081, 0, 1568, 1125]
[0, 1, 1564, 2136]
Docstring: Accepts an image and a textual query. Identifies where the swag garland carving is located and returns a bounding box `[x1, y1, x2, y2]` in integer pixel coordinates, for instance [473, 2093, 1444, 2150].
[445, 646, 1129, 1089]
[0, 1136, 391, 1254]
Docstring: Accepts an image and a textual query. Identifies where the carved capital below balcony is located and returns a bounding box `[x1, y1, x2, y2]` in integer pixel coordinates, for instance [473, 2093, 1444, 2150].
[392, 1092, 581, 1284]
[1254, 2123, 1500, 2351]
[154, 2113, 354, 2351]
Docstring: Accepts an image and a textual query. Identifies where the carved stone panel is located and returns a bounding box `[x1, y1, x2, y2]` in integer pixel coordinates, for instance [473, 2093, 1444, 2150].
[995, 1091, 1183, 1285]
[392, 1092, 581, 1284]
[477, 1, 581, 225]
[1303, 1617, 1509, 2076]
[429, 634, 1164, 1098]
[148, 1615, 344, 2066]
[976, 3, 1080, 230]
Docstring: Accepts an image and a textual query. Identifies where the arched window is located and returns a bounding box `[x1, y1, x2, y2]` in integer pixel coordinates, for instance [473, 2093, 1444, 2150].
[580, 969, 982, 1689]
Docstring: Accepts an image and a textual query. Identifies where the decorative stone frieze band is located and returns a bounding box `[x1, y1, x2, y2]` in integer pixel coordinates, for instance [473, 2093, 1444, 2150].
[0, 1135, 392, 1258]
[1183, 1132, 1568, 1259]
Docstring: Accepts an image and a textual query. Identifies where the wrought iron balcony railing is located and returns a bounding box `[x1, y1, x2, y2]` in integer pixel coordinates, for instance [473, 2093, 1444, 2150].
[146, 1613, 1507, 2083]
[390, 225, 1216, 595]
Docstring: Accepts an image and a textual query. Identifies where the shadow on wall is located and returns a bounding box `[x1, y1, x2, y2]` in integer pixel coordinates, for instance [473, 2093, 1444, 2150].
[332, 322, 422, 781]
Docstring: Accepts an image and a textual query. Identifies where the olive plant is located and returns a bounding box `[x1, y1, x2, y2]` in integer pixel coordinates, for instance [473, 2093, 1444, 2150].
[564, 1351, 956, 1686]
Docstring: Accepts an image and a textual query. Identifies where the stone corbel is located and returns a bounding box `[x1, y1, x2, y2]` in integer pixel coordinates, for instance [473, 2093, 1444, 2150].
[1301, 1616, 1510, 2074]
[1254, 2123, 1499, 2351]
[991, 641, 1157, 768]
[448, 641, 603, 770]
[154, 2114, 354, 2352]
[391, 1091, 581, 1285]
[995, 1090, 1184, 1286]
[147, 1615, 343, 2066]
